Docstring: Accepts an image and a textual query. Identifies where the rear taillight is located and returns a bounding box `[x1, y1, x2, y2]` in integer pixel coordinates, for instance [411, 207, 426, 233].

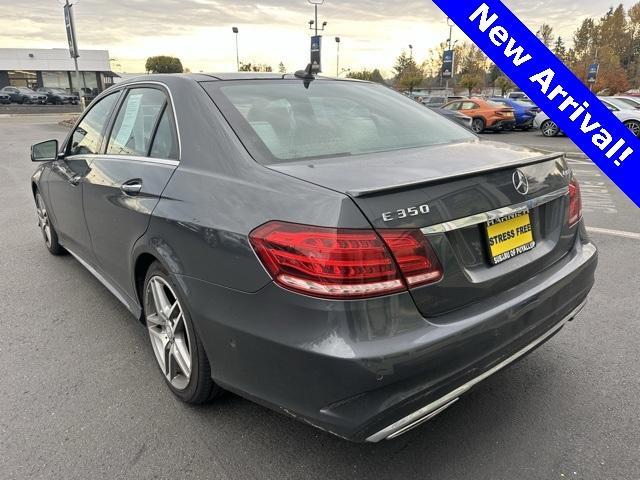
[249, 221, 442, 299]
[568, 177, 582, 226]
[378, 230, 443, 287]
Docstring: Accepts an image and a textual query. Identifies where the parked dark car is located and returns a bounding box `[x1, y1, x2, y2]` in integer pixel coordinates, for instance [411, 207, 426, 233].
[430, 106, 473, 129]
[0, 90, 10, 104]
[36, 87, 79, 105]
[422, 95, 464, 108]
[0, 86, 47, 104]
[489, 97, 540, 130]
[29, 73, 597, 443]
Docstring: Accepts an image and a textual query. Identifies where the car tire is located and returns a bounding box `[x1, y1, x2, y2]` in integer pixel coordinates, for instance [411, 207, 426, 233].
[624, 120, 640, 138]
[35, 191, 65, 255]
[541, 120, 560, 137]
[471, 118, 485, 133]
[143, 261, 222, 404]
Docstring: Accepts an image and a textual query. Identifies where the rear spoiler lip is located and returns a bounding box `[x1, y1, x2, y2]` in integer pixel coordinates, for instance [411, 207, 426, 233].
[346, 151, 566, 198]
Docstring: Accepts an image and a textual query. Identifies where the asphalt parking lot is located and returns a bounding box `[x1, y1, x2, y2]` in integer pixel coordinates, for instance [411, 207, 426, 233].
[1, 115, 638, 480]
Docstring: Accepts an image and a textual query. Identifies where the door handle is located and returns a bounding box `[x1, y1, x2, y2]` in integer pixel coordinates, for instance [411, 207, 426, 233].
[120, 179, 143, 196]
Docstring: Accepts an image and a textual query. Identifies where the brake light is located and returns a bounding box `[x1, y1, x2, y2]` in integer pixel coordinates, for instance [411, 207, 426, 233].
[568, 177, 582, 226]
[249, 221, 442, 299]
[378, 230, 443, 287]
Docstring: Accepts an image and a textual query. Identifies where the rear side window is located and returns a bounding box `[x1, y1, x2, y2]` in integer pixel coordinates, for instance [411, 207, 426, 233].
[203, 80, 474, 164]
[69, 92, 119, 156]
[149, 107, 178, 160]
[106, 88, 166, 156]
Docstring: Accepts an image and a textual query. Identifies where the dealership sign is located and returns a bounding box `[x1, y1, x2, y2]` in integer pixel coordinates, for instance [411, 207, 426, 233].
[432, 0, 640, 207]
[442, 49, 455, 78]
[587, 63, 599, 83]
[63, 3, 79, 59]
[310, 35, 322, 72]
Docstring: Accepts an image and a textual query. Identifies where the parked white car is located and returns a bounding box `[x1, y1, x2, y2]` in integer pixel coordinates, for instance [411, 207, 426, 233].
[534, 98, 640, 137]
[612, 96, 640, 109]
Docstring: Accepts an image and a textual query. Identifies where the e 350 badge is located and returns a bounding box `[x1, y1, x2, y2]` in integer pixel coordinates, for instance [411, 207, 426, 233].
[382, 204, 430, 222]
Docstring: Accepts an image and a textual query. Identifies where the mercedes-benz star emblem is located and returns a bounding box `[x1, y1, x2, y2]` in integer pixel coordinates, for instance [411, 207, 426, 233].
[512, 170, 529, 195]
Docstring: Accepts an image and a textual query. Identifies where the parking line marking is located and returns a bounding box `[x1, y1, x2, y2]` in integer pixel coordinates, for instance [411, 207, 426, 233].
[587, 226, 640, 240]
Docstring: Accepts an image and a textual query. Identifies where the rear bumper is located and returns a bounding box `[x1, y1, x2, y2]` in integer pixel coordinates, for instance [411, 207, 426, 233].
[490, 119, 516, 130]
[180, 233, 597, 442]
[516, 118, 535, 129]
[365, 297, 584, 441]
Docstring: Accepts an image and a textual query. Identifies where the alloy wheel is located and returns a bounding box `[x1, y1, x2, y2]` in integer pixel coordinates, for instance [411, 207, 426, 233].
[542, 121, 559, 137]
[145, 276, 192, 390]
[35, 193, 52, 248]
[472, 119, 484, 133]
[625, 120, 640, 137]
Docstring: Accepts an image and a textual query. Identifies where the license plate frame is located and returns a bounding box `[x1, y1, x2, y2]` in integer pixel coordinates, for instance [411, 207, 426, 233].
[485, 208, 536, 265]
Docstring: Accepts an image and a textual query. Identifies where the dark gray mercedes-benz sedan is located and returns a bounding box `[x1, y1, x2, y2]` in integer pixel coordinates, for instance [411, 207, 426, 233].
[29, 72, 597, 442]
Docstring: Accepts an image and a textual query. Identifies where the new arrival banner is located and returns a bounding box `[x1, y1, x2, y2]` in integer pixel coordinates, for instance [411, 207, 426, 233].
[433, 1, 640, 207]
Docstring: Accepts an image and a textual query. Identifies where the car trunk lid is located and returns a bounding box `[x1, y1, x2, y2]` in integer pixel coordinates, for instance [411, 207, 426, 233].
[268, 140, 575, 318]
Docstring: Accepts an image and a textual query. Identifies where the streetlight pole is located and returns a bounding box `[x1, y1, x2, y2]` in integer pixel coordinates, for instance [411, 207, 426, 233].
[335, 37, 340, 77]
[445, 17, 454, 100]
[308, 0, 327, 36]
[232, 27, 239, 71]
[409, 44, 413, 61]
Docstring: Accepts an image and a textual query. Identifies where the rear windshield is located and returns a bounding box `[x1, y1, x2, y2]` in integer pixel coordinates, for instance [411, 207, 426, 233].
[202, 80, 475, 163]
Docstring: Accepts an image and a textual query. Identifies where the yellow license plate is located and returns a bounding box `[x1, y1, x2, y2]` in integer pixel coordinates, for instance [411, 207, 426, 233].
[486, 210, 536, 264]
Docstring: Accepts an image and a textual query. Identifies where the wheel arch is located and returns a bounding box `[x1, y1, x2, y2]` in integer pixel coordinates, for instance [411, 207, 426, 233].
[134, 252, 160, 321]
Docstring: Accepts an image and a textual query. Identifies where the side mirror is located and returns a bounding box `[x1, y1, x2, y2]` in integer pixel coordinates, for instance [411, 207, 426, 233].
[31, 139, 59, 162]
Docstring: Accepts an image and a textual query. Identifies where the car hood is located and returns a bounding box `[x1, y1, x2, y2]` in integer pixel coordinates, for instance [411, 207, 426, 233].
[267, 139, 557, 197]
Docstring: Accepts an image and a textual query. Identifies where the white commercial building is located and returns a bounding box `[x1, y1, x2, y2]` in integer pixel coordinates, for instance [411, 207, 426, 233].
[0, 48, 118, 94]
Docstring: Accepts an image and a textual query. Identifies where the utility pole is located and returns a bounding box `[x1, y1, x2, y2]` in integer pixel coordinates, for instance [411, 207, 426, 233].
[232, 27, 239, 71]
[335, 37, 340, 77]
[64, 0, 82, 109]
[445, 17, 454, 99]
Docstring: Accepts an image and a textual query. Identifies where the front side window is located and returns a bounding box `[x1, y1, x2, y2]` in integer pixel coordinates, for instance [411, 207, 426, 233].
[69, 92, 119, 156]
[106, 88, 166, 156]
[462, 102, 478, 110]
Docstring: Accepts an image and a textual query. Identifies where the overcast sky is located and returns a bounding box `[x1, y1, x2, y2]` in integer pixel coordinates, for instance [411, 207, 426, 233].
[0, 1, 635, 74]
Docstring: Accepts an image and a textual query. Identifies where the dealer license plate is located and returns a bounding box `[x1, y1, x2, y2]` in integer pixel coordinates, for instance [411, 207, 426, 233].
[485, 209, 536, 265]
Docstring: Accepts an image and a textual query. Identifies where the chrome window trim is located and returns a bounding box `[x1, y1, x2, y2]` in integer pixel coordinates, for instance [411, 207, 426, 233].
[120, 80, 182, 161]
[421, 186, 568, 235]
[64, 154, 179, 167]
[365, 297, 587, 442]
[98, 154, 179, 167]
[72, 80, 182, 162]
